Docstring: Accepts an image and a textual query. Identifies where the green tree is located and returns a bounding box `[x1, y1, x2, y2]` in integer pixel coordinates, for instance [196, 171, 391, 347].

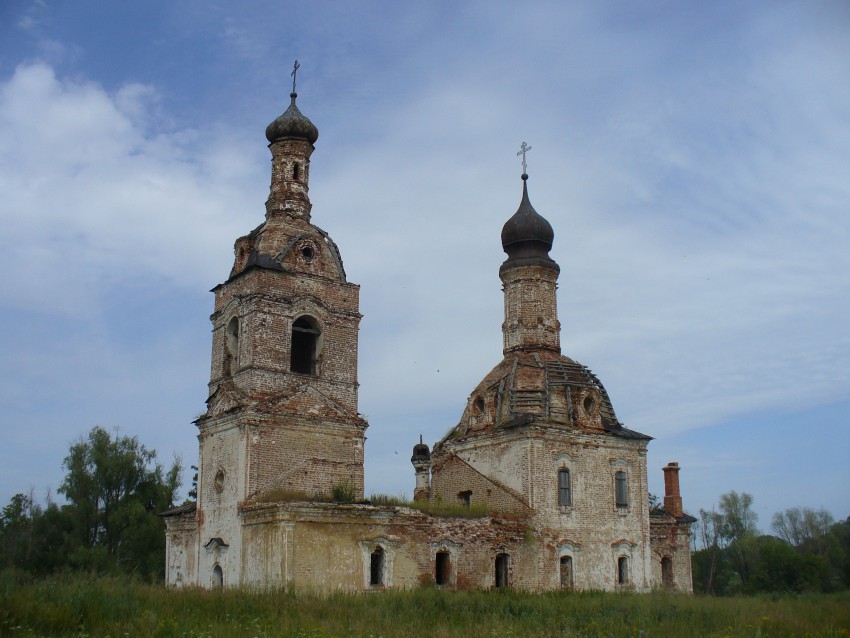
[718, 491, 758, 543]
[693, 508, 725, 594]
[772, 507, 834, 547]
[717, 491, 758, 589]
[692, 491, 759, 594]
[58, 426, 181, 578]
[0, 492, 39, 571]
[745, 535, 827, 593]
[0, 491, 76, 575]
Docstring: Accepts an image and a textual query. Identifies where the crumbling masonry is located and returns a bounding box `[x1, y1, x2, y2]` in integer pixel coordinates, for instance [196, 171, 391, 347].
[162, 91, 694, 592]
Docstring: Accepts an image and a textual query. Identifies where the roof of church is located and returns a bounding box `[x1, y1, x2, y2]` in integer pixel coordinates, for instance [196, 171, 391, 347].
[216, 222, 348, 289]
[437, 350, 651, 445]
[265, 92, 319, 144]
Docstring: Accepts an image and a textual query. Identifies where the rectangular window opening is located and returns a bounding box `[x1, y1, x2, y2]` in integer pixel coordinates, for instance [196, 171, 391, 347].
[435, 551, 450, 586]
[615, 471, 628, 508]
[617, 556, 629, 586]
[370, 548, 385, 586]
[558, 469, 571, 506]
[495, 554, 509, 588]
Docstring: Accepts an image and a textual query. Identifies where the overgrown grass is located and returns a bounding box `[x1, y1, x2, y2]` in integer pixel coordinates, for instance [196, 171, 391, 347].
[254, 487, 321, 503]
[2, 572, 849, 637]
[255, 483, 356, 505]
[370, 493, 492, 518]
[252, 492, 492, 518]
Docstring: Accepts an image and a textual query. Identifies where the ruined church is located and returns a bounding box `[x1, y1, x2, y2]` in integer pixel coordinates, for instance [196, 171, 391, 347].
[162, 86, 694, 592]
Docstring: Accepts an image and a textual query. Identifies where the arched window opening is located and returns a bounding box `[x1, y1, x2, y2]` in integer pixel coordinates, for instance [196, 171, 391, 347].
[495, 553, 509, 588]
[293, 162, 300, 180]
[661, 556, 674, 589]
[290, 316, 320, 375]
[435, 551, 450, 586]
[212, 564, 223, 589]
[558, 468, 571, 506]
[474, 396, 485, 415]
[617, 556, 629, 586]
[615, 471, 628, 508]
[559, 556, 574, 589]
[369, 547, 385, 586]
[225, 317, 239, 376]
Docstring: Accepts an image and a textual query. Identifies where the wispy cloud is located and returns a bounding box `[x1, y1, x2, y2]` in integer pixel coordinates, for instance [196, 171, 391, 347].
[0, 2, 847, 519]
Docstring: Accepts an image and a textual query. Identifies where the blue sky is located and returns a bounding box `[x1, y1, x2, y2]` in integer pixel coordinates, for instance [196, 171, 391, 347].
[1, 0, 848, 530]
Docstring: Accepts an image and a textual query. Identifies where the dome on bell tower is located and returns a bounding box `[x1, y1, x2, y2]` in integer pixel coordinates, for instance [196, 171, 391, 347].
[501, 175, 555, 264]
[265, 92, 319, 145]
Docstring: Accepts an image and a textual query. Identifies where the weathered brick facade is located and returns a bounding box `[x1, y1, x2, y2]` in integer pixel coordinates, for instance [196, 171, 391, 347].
[163, 95, 694, 593]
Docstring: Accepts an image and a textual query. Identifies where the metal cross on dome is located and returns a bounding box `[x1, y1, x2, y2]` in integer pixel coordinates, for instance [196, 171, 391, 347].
[517, 141, 532, 175]
[291, 60, 300, 94]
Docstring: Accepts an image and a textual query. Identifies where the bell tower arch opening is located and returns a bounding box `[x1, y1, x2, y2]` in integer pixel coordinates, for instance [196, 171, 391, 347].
[224, 316, 239, 376]
[290, 315, 321, 375]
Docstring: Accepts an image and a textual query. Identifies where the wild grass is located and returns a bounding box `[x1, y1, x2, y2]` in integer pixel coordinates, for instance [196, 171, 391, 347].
[1, 572, 849, 638]
[252, 492, 492, 519]
[254, 482, 356, 505]
[369, 493, 492, 518]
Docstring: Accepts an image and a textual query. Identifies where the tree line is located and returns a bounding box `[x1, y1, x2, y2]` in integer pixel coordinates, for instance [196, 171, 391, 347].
[3, 425, 848, 593]
[692, 491, 850, 594]
[0, 426, 181, 580]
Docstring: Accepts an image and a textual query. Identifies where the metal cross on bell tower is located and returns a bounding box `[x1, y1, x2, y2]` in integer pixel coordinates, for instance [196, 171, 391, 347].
[517, 141, 532, 176]
[291, 60, 300, 94]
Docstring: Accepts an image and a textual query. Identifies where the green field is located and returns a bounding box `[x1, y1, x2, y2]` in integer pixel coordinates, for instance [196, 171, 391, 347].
[1, 574, 848, 638]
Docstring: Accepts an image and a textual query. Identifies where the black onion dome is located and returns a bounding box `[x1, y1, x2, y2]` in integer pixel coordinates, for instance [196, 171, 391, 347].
[501, 176, 555, 262]
[411, 442, 431, 462]
[265, 93, 319, 144]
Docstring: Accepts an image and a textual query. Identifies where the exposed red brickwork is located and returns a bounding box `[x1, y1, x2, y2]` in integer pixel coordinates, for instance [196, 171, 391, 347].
[501, 264, 561, 354]
[662, 461, 683, 518]
[164, 101, 694, 594]
[430, 453, 531, 513]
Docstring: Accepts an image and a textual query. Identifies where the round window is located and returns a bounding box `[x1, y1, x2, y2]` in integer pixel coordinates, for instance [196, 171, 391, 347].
[214, 469, 225, 492]
[583, 395, 596, 414]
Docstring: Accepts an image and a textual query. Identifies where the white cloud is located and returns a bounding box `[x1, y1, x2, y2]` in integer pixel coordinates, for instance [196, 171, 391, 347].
[0, 2, 848, 518]
[0, 63, 265, 318]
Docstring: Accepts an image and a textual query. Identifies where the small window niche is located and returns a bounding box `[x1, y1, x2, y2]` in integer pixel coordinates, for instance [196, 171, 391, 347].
[292, 162, 300, 180]
[225, 317, 239, 376]
[290, 316, 321, 375]
[369, 547, 385, 587]
[615, 470, 628, 508]
[458, 490, 472, 508]
[435, 551, 451, 586]
[558, 468, 572, 507]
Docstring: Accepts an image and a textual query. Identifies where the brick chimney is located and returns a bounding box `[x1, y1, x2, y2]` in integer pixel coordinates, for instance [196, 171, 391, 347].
[662, 462, 683, 518]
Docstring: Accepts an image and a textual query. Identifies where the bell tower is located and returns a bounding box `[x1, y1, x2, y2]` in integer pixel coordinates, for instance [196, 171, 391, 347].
[499, 145, 561, 355]
[194, 74, 367, 584]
